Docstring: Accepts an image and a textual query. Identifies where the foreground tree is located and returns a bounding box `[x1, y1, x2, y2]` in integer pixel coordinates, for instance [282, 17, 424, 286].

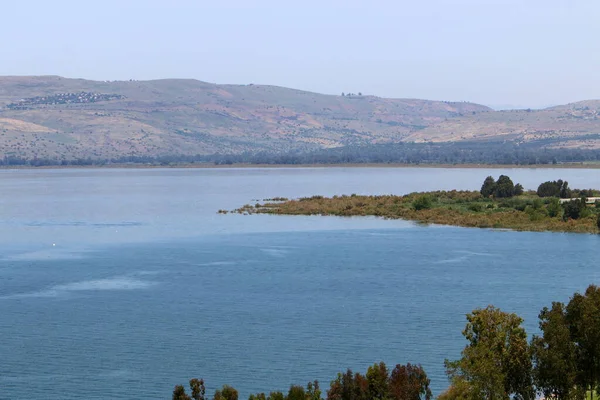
[566, 285, 600, 399]
[306, 381, 322, 400]
[327, 363, 430, 400]
[531, 302, 580, 400]
[389, 363, 432, 400]
[444, 306, 533, 400]
[327, 369, 369, 400]
[366, 362, 389, 400]
[173, 379, 206, 400]
[214, 385, 238, 400]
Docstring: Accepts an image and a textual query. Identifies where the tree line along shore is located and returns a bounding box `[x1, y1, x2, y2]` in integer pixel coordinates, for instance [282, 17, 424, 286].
[173, 284, 600, 400]
[229, 176, 600, 234]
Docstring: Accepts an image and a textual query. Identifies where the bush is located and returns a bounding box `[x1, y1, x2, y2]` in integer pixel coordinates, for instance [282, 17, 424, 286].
[562, 199, 586, 220]
[525, 206, 544, 221]
[413, 195, 433, 210]
[514, 183, 524, 196]
[546, 198, 562, 218]
[468, 203, 484, 212]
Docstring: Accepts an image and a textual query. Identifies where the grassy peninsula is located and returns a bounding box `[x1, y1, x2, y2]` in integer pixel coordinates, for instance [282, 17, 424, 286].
[232, 176, 600, 234]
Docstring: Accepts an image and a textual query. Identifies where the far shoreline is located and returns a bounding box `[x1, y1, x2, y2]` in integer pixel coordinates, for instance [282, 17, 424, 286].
[1, 162, 600, 170]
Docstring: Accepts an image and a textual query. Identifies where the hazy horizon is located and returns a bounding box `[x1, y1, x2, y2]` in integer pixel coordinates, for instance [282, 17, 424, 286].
[3, 0, 599, 109]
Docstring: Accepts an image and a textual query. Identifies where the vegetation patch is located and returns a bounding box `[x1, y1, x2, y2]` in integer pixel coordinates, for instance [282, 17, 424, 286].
[232, 176, 600, 234]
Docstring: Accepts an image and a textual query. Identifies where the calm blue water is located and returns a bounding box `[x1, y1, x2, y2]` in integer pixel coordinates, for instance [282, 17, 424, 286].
[0, 167, 599, 399]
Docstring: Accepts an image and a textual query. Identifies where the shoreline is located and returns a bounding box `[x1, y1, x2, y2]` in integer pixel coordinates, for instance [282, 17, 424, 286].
[1, 162, 600, 170]
[233, 191, 600, 235]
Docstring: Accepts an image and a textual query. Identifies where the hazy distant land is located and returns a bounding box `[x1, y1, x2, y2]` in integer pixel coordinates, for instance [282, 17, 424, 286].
[1, 76, 599, 165]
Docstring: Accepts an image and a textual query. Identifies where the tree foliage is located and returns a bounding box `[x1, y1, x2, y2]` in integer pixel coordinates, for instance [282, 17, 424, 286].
[479, 175, 522, 199]
[532, 302, 580, 400]
[538, 180, 569, 198]
[562, 198, 588, 220]
[214, 385, 238, 400]
[445, 306, 533, 400]
[413, 195, 433, 210]
[327, 363, 430, 400]
[173, 379, 206, 400]
[494, 175, 518, 198]
[481, 176, 496, 197]
[566, 285, 600, 399]
[389, 363, 432, 400]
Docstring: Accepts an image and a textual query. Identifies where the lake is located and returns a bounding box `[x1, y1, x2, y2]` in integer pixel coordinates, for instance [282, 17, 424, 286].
[0, 167, 599, 399]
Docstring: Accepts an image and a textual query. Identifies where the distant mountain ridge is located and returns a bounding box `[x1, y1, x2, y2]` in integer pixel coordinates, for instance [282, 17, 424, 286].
[0, 76, 598, 161]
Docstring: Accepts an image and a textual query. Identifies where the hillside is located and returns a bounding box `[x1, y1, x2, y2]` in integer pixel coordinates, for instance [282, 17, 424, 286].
[404, 100, 600, 149]
[1, 76, 598, 162]
[0, 76, 490, 161]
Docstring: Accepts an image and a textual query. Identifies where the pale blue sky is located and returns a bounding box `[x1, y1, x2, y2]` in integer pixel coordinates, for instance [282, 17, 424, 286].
[2, 0, 599, 108]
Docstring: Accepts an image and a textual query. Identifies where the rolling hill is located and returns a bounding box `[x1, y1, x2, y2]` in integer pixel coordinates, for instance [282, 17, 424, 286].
[0, 76, 488, 160]
[404, 100, 600, 149]
[0, 76, 598, 162]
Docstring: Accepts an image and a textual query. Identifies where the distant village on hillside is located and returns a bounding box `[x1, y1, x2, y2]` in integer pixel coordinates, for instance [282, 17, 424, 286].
[5, 92, 124, 110]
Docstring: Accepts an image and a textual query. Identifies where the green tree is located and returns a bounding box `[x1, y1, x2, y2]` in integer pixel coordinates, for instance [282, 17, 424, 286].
[173, 379, 205, 400]
[327, 369, 368, 400]
[444, 306, 533, 400]
[287, 385, 306, 400]
[190, 379, 205, 400]
[538, 180, 564, 198]
[267, 392, 285, 400]
[366, 362, 390, 400]
[562, 199, 587, 220]
[173, 385, 192, 400]
[480, 176, 496, 198]
[306, 381, 322, 400]
[437, 377, 472, 400]
[249, 394, 267, 400]
[514, 183, 524, 196]
[215, 385, 238, 400]
[493, 175, 516, 198]
[566, 285, 600, 399]
[389, 363, 432, 400]
[531, 302, 581, 400]
[596, 214, 600, 231]
[560, 181, 572, 199]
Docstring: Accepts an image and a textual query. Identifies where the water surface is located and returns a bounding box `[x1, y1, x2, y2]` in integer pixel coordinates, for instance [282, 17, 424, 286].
[0, 167, 599, 399]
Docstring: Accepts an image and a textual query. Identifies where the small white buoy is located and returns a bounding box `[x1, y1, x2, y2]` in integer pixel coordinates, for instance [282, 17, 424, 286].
[52, 243, 56, 247]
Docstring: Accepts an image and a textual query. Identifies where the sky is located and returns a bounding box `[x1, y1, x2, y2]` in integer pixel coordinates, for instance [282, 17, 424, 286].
[2, 0, 599, 109]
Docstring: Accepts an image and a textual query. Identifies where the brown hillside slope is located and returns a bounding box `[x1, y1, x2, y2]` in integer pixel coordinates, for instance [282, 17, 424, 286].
[404, 100, 600, 149]
[0, 76, 489, 160]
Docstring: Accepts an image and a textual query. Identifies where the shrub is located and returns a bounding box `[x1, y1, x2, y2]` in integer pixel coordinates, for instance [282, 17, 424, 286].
[514, 183, 524, 196]
[413, 195, 433, 210]
[546, 198, 562, 218]
[562, 199, 586, 220]
[468, 203, 484, 212]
